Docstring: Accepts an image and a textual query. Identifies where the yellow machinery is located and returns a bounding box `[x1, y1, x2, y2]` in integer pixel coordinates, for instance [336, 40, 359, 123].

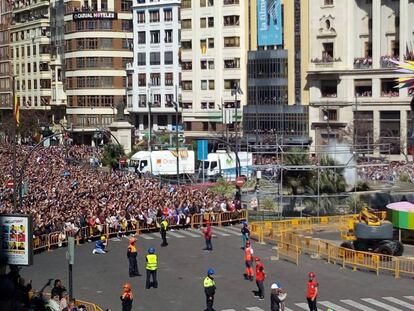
[341, 207, 404, 256]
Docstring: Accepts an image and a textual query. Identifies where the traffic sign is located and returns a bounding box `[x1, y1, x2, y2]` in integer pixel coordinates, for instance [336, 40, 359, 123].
[119, 158, 127, 165]
[236, 176, 245, 187]
[5, 179, 14, 189]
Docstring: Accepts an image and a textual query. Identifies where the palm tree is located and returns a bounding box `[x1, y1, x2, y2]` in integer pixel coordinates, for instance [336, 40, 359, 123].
[102, 143, 125, 170]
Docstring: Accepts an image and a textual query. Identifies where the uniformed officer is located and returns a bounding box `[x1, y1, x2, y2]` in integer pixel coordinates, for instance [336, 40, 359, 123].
[127, 237, 140, 277]
[306, 272, 319, 311]
[145, 247, 158, 289]
[160, 217, 169, 247]
[204, 268, 216, 311]
[244, 240, 254, 281]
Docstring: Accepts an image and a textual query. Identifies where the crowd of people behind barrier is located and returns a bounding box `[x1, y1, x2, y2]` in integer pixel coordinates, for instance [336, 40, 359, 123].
[0, 143, 243, 243]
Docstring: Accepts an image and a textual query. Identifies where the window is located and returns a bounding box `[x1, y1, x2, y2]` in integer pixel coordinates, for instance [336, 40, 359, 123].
[101, 57, 113, 68]
[201, 80, 207, 90]
[26, 46, 30, 56]
[200, 18, 206, 28]
[201, 60, 207, 69]
[208, 38, 214, 48]
[223, 0, 239, 5]
[182, 61, 192, 70]
[381, 79, 399, 97]
[182, 19, 191, 29]
[150, 30, 160, 44]
[138, 31, 146, 44]
[200, 0, 206, 7]
[150, 52, 161, 65]
[223, 15, 239, 26]
[355, 79, 372, 97]
[101, 38, 112, 49]
[203, 122, 208, 131]
[165, 29, 173, 43]
[102, 96, 114, 107]
[100, 20, 112, 30]
[165, 73, 173, 86]
[137, 11, 145, 23]
[322, 42, 334, 60]
[164, 51, 173, 65]
[182, 80, 192, 90]
[164, 8, 173, 22]
[321, 80, 338, 97]
[121, 0, 132, 11]
[208, 0, 214, 5]
[224, 58, 240, 68]
[182, 0, 191, 8]
[182, 40, 192, 50]
[200, 39, 207, 53]
[149, 10, 160, 23]
[380, 111, 400, 154]
[122, 20, 132, 31]
[224, 79, 240, 90]
[324, 0, 333, 5]
[209, 80, 215, 90]
[224, 36, 240, 47]
[137, 52, 146, 65]
[122, 38, 133, 49]
[139, 95, 147, 107]
[150, 73, 161, 86]
[86, 57, 98, 67]
[122, 57, 133, 68]
[138, 73, 146, 86]
[208, 17, 214, 27]
[153, 94, 161, 107]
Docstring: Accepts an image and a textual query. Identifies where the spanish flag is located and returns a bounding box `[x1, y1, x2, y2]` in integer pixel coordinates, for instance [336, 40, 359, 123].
[14, 95, 20, 126]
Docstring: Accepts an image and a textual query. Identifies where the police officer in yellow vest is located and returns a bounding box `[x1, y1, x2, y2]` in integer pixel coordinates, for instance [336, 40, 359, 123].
[145, 247, 158, 289]
[204, 268, 216, 311]
[160, 217, 168, 247]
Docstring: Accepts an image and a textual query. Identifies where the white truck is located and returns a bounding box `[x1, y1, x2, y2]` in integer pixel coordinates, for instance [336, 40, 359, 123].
[200, 150, 253, 181]
[129, 150, 195, 176]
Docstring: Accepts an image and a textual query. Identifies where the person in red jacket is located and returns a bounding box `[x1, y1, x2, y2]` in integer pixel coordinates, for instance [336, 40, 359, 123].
[254, 257, 265, 300]
[244, 240, 254, 281]
[306, 272, 319, 311]
[202, 220, 213, 251]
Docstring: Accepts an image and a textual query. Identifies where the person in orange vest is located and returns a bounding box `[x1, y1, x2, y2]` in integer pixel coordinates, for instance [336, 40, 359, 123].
[202, 220, 213, 251]
[120, 283, 133, 311]
[306, 272, 319, 311]
[127, 237, 141, 277]
[243, 240, 254, 281]
[254, 257, 265, 300]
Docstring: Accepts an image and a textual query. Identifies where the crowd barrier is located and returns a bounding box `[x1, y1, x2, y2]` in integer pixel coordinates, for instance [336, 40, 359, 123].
[250, 212, 414, 279]
[33, 210, 247, 252]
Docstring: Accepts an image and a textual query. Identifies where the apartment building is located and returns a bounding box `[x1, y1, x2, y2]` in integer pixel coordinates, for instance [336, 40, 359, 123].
[308, 0, 413, 158]
[10, 0, 66, 125]
[64, 0, 133, 144]
[180, 0, 247, 137]
[243, 0, 309, 145]
[130, 0, 181, 139]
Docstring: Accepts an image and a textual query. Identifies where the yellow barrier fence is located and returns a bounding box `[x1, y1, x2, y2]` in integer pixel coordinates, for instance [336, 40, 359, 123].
[251, 213, 414, 279]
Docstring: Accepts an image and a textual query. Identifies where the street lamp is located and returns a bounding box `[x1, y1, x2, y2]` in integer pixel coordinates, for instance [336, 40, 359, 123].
[231, 83, 243, 200]
[170, 89, 180, 184]
[147, 83, 153, 151]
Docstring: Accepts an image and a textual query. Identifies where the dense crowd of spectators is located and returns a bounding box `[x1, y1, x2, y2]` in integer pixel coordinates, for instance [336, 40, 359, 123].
[357, 160, 414, 182]
[0, 144, 241, 239]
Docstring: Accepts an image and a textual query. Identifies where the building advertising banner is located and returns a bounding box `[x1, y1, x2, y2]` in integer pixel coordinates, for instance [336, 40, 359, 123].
[257, 0, 282, 46]
[0, 215, 33, 266]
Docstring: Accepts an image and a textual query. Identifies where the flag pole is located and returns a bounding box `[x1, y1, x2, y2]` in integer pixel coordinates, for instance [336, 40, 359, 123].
[12, 75, 17, 213]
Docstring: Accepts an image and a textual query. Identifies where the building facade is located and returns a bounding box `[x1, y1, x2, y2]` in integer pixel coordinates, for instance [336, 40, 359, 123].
[64, 0, 133, 144]
[10, 0, 66, 126]
[180, 0, 247, 137]
[130, 0, 181, 139]
[243, 0, 309, 145]
[308, 0, 413, 158]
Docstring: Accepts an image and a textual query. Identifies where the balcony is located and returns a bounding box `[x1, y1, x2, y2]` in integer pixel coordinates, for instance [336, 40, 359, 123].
[354, 57, 372, 69]
[380, 56, 399, 69]
[311, 56, 341, 68]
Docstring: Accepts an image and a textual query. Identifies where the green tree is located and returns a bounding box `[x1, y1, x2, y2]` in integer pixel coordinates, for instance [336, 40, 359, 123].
[210, 178, 235, 198]
[283, 147, 313, 195]
[102, 143, 125, 170]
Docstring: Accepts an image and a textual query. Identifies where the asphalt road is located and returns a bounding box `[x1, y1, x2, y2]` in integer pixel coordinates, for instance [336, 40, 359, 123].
[22, 226, 414, 311]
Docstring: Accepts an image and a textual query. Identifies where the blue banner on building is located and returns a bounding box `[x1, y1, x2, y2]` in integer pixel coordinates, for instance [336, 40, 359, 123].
[257, 0, 282, 46]
[197, 140, 208, 161]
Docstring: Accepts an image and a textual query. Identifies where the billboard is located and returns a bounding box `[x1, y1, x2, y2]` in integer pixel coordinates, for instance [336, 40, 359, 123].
[0, 215, 33, 266]
[257, 0, 282, 46]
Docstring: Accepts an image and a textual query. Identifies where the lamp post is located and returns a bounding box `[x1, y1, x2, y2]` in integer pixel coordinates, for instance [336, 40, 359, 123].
[231, 84, 243, 200]
[147, 83, 152, 151]
[173, 85, 180, 184]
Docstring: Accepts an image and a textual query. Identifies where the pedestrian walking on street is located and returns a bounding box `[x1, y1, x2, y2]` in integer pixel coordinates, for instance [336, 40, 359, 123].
[145, 247, 158, 289]
[270, 283, 287, 311]
[243, 240, 254, 281]
[127, 237, 141, 277]
[160, 217, 169, 247]
[241, 221, 250, 249]
[203, 268, 216, 311]
[306, 272, 318, 311]
[120, 283, 133, 311]
[254, 257, 265, 300]
[203, 220, 213, 251]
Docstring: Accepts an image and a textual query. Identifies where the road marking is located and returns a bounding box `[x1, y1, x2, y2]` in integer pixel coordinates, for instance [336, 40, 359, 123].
[294, 303, 311, 310]
[222, 225, 242, 233]
[405, 296, 414, 302]
[341, 299, 377, 311]
[362, 298, 403, 311]
[167, 231, 185, 238]
[246, 307, 265, 311]
[214, 226, 241, 236]
[188, 228, 204, 236]
[178, 230, 200, 237]
[150, 233, 161, 239]
[138, 234, 154, 240]
[319, 301, 350, 311]
[221, 309, 236, 311]
[383, 297, 414, 310]
[211, 229, 230, 237]
[283, 307, 294, 311]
